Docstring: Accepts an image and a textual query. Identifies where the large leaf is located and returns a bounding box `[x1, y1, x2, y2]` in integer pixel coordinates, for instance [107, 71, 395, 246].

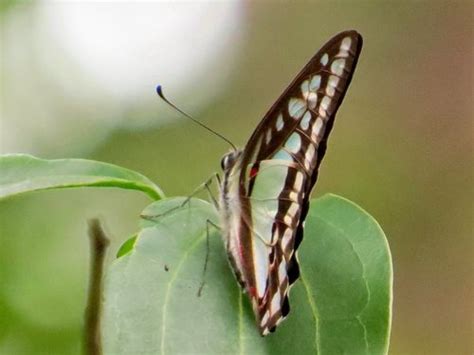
[102, 194, 392, 354]
[0, 154, 163, 200]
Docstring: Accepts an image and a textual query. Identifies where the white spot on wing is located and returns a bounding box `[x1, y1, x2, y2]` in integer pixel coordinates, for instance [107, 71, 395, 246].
[321, 96, 331, 110]
[320, 53, 329, 66]
[271, 292, 281, 314]
[341, 37, 352, 51]
[301, 80, 310, 99]
[304, 143, 316, 169]
[331, 58, 346, 76]
[310, 75, 321, 91]
[337, 36, 352, 57]
[265, 129, 272, 145]
[276, 113, 284, 131]
[294, 171, 304, 191]
[307, 92, 317, 109]
[278, 260, 287, 282]
[318, 106, 327, 118]
[261, 311, 270, 326]
[281, 228, 292, 250]
[300, 111, 312, 130]
[288, 98, 307, 119]
[287, 202, 299, 218]
[319, 96, 331, 117]
[288, 191, 298, 202]
[326, 75, 340, 97]
[311, 117, 324, 141]
[326, 86, 335, 98]
[285, 132, 301, 154]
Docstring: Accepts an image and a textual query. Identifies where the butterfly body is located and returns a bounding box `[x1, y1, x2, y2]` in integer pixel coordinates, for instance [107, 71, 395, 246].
[218, 31, 363, 335]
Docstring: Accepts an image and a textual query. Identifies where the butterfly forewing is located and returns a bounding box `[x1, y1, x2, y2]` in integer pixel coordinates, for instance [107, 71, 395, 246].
[220, 31, 363, 335]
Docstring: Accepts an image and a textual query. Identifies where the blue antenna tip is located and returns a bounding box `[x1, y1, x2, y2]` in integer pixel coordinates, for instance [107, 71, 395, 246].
[156, 85, 162, 95]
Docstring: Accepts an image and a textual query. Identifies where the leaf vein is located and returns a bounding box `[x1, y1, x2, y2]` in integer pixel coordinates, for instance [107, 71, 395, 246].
[314, 214, 371, 353]
[160, 230, 206, 355]
[238, 291, 244, 355]
[300, 269, 320, 354]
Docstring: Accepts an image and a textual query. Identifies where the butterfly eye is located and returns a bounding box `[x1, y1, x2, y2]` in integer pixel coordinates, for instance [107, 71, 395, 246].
[220, 155, 229, 170]
[221, 153, 238, 171]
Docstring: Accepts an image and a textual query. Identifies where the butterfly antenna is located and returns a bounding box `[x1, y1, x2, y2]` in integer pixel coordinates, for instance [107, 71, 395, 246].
[156, 85, 237, 151]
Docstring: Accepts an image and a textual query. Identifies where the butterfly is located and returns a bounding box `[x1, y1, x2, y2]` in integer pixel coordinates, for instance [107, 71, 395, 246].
[218, 30, 363, 335]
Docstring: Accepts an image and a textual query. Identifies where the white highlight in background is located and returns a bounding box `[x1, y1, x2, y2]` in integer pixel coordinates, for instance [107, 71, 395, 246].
[1, 2, 243, 155]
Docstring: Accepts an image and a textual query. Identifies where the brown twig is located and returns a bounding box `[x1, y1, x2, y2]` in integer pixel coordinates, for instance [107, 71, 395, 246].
[84, 219, 110, 355]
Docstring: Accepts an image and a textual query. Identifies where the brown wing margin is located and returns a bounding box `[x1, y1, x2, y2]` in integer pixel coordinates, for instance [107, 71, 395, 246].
[239, 30, 363, 181]
[282, 32, 363, 333]
[298, 30, 363, 242]
[245, 31, 363, 335]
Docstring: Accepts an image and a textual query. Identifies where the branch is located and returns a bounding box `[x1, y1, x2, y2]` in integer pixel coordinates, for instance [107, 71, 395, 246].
[84, 219, 110, 355]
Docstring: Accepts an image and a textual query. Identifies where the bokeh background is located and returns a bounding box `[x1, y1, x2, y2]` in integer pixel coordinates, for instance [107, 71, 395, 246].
[0, 1, 472, 354]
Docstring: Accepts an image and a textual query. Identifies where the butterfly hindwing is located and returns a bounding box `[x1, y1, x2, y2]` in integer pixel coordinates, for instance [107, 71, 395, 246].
[219, 31, 363, 335]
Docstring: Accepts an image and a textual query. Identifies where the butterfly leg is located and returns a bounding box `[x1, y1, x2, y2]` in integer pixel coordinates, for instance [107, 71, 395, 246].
[252, 229, 280, 248]
[239, 211, 280, 248]
[197, 219, 221, 297]
[177, 172, 221, 210]
[202, 172, 221, 209]
[140, 173, 221, 221]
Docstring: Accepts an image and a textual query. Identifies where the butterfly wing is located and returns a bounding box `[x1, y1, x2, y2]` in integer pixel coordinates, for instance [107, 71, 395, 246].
[221, 31, 363, 335]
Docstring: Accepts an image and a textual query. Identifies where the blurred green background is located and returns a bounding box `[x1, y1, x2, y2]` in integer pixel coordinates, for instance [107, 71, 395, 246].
[0, 1, 472, 354]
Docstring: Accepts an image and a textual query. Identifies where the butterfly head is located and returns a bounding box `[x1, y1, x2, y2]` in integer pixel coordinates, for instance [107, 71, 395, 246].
[220, 150, 242, 172]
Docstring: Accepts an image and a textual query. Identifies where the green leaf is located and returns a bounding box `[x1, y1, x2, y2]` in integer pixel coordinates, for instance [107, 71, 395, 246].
[0, 154, 164, 200]
[102, 194, 392, 355]
[116, 235, 138, 258]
